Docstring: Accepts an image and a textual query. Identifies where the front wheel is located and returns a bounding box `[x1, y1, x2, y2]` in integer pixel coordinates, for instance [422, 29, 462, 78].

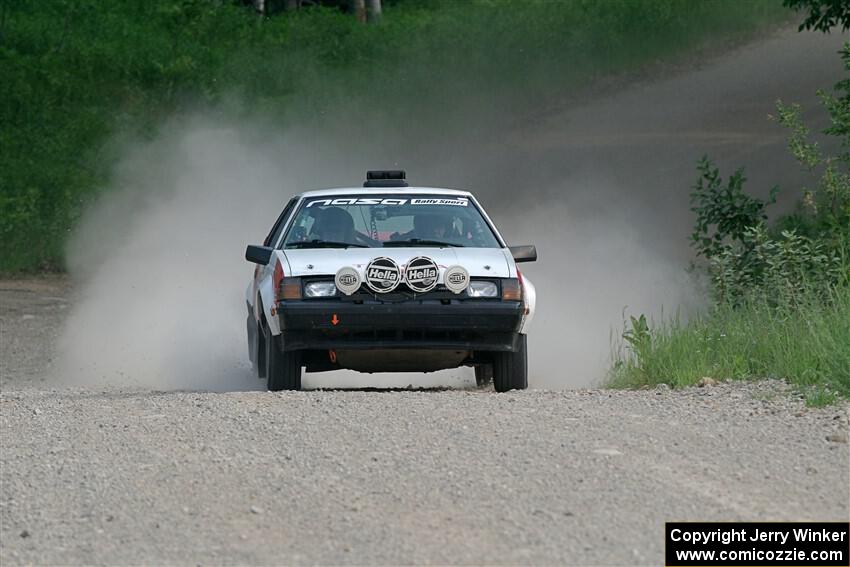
[264, 324, 302, 391]
[493, 334, 528, 392]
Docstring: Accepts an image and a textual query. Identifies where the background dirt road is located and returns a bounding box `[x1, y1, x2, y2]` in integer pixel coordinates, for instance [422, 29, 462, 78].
[2, 27, 850, 565]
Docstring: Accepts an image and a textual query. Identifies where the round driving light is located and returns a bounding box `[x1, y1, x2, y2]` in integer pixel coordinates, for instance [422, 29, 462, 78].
[365, 257, 401, 293]
[335, 267, 361, 296]
[443, 265, 470, 294]
[404, 256, 439, 293]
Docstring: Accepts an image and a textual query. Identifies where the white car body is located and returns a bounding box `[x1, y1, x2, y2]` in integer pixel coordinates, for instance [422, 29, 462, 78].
[247, 187, 536, 335]
[244, 175, 537, 391]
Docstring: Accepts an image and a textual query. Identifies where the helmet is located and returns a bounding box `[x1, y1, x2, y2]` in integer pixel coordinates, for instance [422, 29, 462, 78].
[414, 213, 449, 238]
[316, 207, 355, 241]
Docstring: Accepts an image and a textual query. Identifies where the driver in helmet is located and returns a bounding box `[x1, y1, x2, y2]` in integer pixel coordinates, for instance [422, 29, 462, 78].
[414, 213, 450, 239]
[314, 207, 357, 243]
[392, 212, 453, 241]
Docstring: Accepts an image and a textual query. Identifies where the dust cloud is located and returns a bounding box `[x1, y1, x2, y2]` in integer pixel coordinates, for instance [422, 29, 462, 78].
[55, 27, 844, 391]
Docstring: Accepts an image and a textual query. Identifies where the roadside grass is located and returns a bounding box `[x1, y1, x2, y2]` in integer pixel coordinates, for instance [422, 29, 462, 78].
[608, 285, 850, 403]
[805, 387, 839, 408]
[1, 0, 790, 272]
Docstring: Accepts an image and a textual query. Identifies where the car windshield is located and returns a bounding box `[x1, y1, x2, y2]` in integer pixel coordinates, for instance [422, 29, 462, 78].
[281, 194, 501, 249]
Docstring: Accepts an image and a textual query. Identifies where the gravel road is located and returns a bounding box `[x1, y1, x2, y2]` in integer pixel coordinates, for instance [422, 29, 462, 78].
[1, 278, 848, 565]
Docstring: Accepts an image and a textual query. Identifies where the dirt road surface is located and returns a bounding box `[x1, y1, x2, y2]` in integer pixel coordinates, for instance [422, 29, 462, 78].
[2, 278, 848, 565]
[2, 27, 850, 566]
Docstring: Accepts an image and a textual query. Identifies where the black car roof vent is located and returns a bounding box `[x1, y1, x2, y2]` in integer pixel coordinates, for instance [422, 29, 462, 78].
[364, 170, 408, 188]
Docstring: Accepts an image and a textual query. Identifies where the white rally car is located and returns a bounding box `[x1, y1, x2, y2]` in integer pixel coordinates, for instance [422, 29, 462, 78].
[244, 171, 537, 392]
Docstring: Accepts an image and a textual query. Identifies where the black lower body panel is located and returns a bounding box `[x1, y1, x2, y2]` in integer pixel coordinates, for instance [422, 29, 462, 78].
[277, 300, 524, 352]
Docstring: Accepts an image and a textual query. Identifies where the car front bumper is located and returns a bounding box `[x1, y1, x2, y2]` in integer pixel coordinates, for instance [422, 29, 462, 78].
[277, 300, 524, 352]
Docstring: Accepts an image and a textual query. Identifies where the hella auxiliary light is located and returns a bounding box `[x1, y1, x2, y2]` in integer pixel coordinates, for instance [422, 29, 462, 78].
[304, 281, 338, 298]
[467, 281, 498, 298]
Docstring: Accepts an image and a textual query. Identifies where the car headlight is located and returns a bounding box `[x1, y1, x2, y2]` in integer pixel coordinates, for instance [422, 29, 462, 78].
[467, 281, 498, 298]
[304, 281, 338, 298]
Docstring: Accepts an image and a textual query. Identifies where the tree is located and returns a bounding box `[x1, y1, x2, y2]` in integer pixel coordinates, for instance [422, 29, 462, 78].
[783, 0, 850, 32]
[366, 0, 381, 23]
[352, 0, 366, 23]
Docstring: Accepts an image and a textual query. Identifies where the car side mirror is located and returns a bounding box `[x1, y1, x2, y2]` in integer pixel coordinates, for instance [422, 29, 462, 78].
[245, 245, 273, 265]
[509, 245, 537, 263]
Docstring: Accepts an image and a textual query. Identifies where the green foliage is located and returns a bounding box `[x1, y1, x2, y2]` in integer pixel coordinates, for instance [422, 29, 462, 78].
[0, 0, 789, 271]
[0, 0, 260, 271]
[783, 0, 850, 31]
[621, 313, 651, 364]
[689, 157, 777, 260]
[687, 157, 844, 305]
[805, 386, 839, 407]
[708, 226, 844, 305]
[775, 100, 850, 236]
[686, 81, 850, 306]
[609, 286, 850, 397]
[826, 43, 850, 144]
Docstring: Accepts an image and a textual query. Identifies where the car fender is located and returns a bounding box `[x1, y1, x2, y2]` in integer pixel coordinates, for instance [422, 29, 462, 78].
[245, 280, 254, 309]
[254, 251, 290, 336]
[257, 275, 280, 335]
[520, 274, 536, 333]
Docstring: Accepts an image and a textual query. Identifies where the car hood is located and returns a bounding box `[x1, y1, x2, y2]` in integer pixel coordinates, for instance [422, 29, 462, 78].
[281, 247, 512, 278]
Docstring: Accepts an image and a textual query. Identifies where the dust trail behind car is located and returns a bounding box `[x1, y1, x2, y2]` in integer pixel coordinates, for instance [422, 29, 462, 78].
[55, 28, 845, 391]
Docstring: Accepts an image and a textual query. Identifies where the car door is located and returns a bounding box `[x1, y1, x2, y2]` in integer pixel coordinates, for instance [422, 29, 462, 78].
[251, 197, 298, 315]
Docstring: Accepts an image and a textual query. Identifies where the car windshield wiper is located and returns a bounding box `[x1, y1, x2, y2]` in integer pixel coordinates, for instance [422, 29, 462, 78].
[383, 238, 463, 248]
[286, 240, 368, 249]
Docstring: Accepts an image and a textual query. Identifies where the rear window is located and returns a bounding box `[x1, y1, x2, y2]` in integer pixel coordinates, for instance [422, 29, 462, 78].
[281, 195, 501, 249]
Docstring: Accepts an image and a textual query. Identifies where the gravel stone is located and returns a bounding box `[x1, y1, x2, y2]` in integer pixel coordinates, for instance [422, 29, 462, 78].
[826, 432, 849, 444]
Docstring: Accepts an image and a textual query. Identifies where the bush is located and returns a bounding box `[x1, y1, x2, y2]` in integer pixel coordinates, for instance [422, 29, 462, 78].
[709, 225, 846, 305]
[688, 156, 847, 306]
[689, 157, 777, 261]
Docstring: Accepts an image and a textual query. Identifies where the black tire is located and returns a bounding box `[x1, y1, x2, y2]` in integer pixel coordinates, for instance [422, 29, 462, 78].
[256, 322, 267, 379]
[474, 364, 493, 387]
[264, 323, 302, 391]
[493, 334, 528, 392]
